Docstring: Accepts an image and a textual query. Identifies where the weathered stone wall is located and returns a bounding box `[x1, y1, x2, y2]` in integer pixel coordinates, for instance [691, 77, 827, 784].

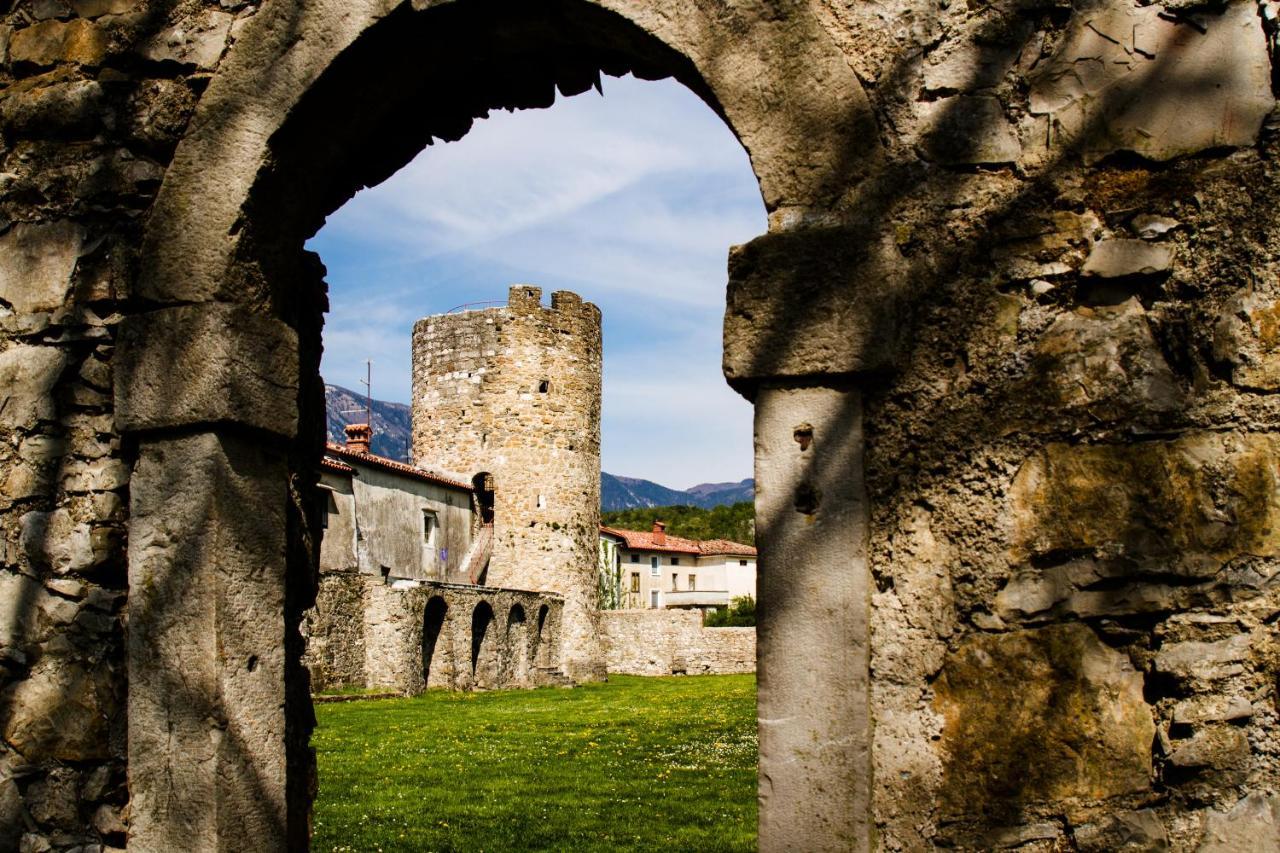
[600, 610, 755, 676]
[303, 574, 566, 693]
[303, 573, 367, 690]
[411, 286, 603, 681]
[1, 0, 1279, 849]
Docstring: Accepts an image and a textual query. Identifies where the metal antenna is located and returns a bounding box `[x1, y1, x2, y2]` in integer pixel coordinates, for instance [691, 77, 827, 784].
[338, 359, 375, 431]
[361, 360, 373, 427]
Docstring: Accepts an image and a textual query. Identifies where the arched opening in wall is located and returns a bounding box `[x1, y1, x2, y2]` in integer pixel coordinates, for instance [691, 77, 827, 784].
[470, 601, 497, 687]
[472, 472, 495, 527]
[505, 604, 529, 685]
[194, 0, 768, 847]
[534, 603, 552, 669]
[422, 596, 448, 689]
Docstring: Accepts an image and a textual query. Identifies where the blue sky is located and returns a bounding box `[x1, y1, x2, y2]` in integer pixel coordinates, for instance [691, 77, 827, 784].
[308, 75, 766, 489]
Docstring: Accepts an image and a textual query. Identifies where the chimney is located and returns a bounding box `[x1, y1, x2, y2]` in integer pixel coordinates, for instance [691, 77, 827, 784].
[344, 423, 372, 454]
[652, 520, 666, 545]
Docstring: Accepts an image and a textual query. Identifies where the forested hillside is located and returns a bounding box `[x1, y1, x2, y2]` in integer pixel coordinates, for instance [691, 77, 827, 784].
[601, 502, 755, 546]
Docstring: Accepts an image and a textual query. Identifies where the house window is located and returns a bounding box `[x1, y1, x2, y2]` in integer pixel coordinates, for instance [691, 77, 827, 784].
[671, 573, 678, 591]
[688, 574, 696, 591]
[630, 573, 640, 593]
[740, 559, 748, 566]
[650, 556, 659, 576]
[630, 553, 640, 564]
[422, 511, 436, 543]
[320, 491, 337, 529]
[671, 557, 680, 566]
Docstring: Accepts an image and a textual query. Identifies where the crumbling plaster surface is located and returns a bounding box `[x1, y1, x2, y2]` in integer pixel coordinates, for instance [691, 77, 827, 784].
[0, 0, 1279, 850]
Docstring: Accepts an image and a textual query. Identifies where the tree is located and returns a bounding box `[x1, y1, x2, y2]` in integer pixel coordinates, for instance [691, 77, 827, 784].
[705, 595, 756, 627]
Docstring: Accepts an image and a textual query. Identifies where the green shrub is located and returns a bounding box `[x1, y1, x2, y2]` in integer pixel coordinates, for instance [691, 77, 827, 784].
[705, 595, 755, 627]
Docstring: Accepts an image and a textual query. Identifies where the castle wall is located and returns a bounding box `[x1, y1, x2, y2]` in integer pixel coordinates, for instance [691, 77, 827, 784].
[411, 286, 604, 681]
[600, 610, 755, 676]
[303, 575, 565, 693]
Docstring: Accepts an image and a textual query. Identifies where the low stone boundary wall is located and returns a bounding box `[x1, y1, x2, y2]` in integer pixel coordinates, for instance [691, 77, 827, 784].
[303, 573, 565, 693]
[601, 610, 755, 676]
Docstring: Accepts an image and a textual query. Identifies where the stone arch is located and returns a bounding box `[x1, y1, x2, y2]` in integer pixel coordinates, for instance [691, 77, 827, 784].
[470, 600, 497, 687]
[130, 0, 877, 315]
[113, 0, 878, 849]
[506, 604, 529, 685]
[472, 472, 495, 527]
[534, 603, 552, 669]
[422, 596, 448, 689]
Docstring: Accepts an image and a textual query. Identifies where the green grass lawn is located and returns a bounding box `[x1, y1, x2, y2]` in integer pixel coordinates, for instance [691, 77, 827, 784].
[312, 674, 757, 853]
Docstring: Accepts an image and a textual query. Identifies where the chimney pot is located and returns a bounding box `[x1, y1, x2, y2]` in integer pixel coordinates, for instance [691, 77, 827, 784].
[652, 520, 666, 544]
[344, 423, 372, 454]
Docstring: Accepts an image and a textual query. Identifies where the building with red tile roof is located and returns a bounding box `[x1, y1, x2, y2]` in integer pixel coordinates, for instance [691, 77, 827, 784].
[599, 520, 756, 611]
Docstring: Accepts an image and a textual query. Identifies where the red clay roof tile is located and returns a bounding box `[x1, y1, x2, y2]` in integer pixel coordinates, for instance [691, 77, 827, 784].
[323, 442, 471, 490]
[599, 525, 756, 557]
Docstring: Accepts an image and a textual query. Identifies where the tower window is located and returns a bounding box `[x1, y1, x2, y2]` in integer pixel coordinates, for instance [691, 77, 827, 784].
[538, 380, 550, 393]
[536, 494, 546, 509]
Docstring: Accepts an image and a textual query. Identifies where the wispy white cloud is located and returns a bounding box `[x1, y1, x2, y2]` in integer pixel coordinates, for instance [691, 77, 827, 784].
[311, 74, 765, 485]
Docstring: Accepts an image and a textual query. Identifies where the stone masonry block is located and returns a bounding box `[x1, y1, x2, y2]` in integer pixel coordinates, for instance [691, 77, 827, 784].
[138, 9, 233, 70]
[1214, 291, 1280, 391]
[9, 18, 109, 67]
[0, 345, 69, 431]
[0, 655, 118, 762]
[0, 76, 106, 137]
[0, 221, 85, 314]
[934, 624, 1153, 823]
[723, 227, 905, 390]
[114, 302, 299, 439]
[1081, 239, 1173, 279]
[1025, 298, 1181, 425]
[1197, 791, 1280, 851]
[1009, 433, 1280, 576]
[1029, 0, 1274, 162]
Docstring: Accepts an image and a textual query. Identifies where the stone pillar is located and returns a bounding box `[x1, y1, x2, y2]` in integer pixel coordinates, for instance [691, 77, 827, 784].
[754, 385, 871, 853]
[127, 432, 290, 852]
[115, 303, 310, 852]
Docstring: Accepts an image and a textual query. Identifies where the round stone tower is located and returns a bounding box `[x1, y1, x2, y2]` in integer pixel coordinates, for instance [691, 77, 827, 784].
[411, 285, 604, 681]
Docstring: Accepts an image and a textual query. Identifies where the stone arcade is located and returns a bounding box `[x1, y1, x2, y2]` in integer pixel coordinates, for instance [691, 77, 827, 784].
[2, 0, 1279, 851]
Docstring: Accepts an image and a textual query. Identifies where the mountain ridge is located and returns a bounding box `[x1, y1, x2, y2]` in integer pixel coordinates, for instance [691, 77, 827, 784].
[325, 384, 752, 509]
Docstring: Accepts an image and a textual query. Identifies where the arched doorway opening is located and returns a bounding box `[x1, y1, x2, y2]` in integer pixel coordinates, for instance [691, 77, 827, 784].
[534, 603, 552, 670]
[470, 601, 497, 687]
[422, 596, 448, 689]
[472, 472, 495, 528]
[121, 0, 878, 848]
[506, 604, 529, 685]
